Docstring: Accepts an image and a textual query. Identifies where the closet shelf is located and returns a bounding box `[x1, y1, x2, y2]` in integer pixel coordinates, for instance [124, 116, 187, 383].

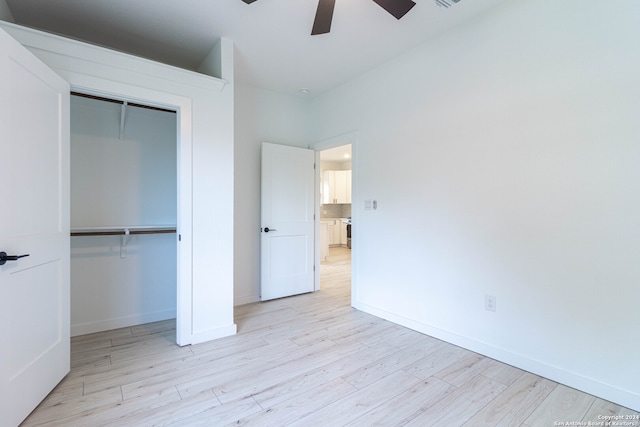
[70, 225, 177, 237]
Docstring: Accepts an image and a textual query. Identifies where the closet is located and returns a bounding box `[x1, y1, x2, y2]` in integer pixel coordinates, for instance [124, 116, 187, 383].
[69, 93, 177, 336]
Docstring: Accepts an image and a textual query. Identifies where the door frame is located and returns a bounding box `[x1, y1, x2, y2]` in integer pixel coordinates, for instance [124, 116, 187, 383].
[311, 131, 357, 305]
[68, 76, 193, 345]
[1, 19, 237, 348]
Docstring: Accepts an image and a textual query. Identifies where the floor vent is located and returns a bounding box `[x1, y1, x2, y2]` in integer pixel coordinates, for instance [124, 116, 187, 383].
[435, 0, 461, 8]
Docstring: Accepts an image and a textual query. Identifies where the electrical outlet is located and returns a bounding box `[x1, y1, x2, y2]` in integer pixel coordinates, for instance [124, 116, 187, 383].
[485, 295, 496, 312]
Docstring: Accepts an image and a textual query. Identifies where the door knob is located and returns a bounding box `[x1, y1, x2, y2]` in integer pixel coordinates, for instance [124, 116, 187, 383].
[263, 227, 276, 233]
[0, 252, 30, 266]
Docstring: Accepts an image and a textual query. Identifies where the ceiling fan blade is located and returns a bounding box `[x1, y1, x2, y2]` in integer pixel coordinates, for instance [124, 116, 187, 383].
[372, 0, 416, 19]
[241, 0, 258, 4]
[311, 0, 336, 35]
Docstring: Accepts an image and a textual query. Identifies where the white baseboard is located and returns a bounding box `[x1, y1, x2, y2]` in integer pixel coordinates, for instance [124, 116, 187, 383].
[71, 309, 177, 337]
[234, 293, 260, 306]
[188, 323, 237, 345]
[353, 300, 640, 413]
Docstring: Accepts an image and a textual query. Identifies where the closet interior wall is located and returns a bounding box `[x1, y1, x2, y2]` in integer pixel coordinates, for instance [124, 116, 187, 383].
[70, 93, 177, 336]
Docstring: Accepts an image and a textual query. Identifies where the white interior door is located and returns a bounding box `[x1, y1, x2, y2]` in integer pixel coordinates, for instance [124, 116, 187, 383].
[0, 29, 70, 427]
[261, 142, 315, 301]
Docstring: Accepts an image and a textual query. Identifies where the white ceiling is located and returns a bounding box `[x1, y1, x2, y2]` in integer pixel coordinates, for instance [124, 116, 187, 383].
[321, 144, 352, 163]
[4, 0, 508, 97]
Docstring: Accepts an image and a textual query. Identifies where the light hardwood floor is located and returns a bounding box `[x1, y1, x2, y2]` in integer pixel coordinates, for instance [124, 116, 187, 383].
[22, 247, 638, 426]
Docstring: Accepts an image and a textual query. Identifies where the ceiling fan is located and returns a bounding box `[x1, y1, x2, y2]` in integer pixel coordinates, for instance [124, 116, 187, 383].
[241, 0, 417, 35]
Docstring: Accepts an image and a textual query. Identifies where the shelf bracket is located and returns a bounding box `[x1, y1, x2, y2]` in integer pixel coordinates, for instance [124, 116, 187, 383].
[120, 228, 130, 258]
[119, 101, 128, 139]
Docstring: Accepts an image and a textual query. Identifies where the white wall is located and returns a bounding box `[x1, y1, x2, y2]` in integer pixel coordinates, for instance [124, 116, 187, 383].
[0, 1, 14, 22]
[310, 0, 640, 411]
[70, 96, 177, 335]
[71, 97, 177, 227]
[234, 83, 311, 305]
[71, 234, 176, 335]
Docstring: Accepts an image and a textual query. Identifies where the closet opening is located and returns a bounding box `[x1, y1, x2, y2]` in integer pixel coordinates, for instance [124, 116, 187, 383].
[69, 91, 179, 339]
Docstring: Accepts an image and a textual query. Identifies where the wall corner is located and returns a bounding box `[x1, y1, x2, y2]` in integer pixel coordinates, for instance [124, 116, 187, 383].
[197, 37, 234, 86]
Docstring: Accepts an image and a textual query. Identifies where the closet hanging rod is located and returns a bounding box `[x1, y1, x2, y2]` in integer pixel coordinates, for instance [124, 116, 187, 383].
[70, 227, 177, 237]
[71, 91, 176, 114]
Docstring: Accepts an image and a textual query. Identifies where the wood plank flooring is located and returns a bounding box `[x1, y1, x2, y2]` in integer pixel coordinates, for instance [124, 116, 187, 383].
[21, 247, 638, 426]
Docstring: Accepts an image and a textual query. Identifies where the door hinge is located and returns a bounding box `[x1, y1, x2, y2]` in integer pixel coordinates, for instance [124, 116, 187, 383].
[314, 163, 316, 170]
[178, 234, 182, 242]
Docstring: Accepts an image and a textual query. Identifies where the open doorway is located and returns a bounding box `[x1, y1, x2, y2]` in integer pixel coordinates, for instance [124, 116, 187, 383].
[318, 144, 353, 298]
